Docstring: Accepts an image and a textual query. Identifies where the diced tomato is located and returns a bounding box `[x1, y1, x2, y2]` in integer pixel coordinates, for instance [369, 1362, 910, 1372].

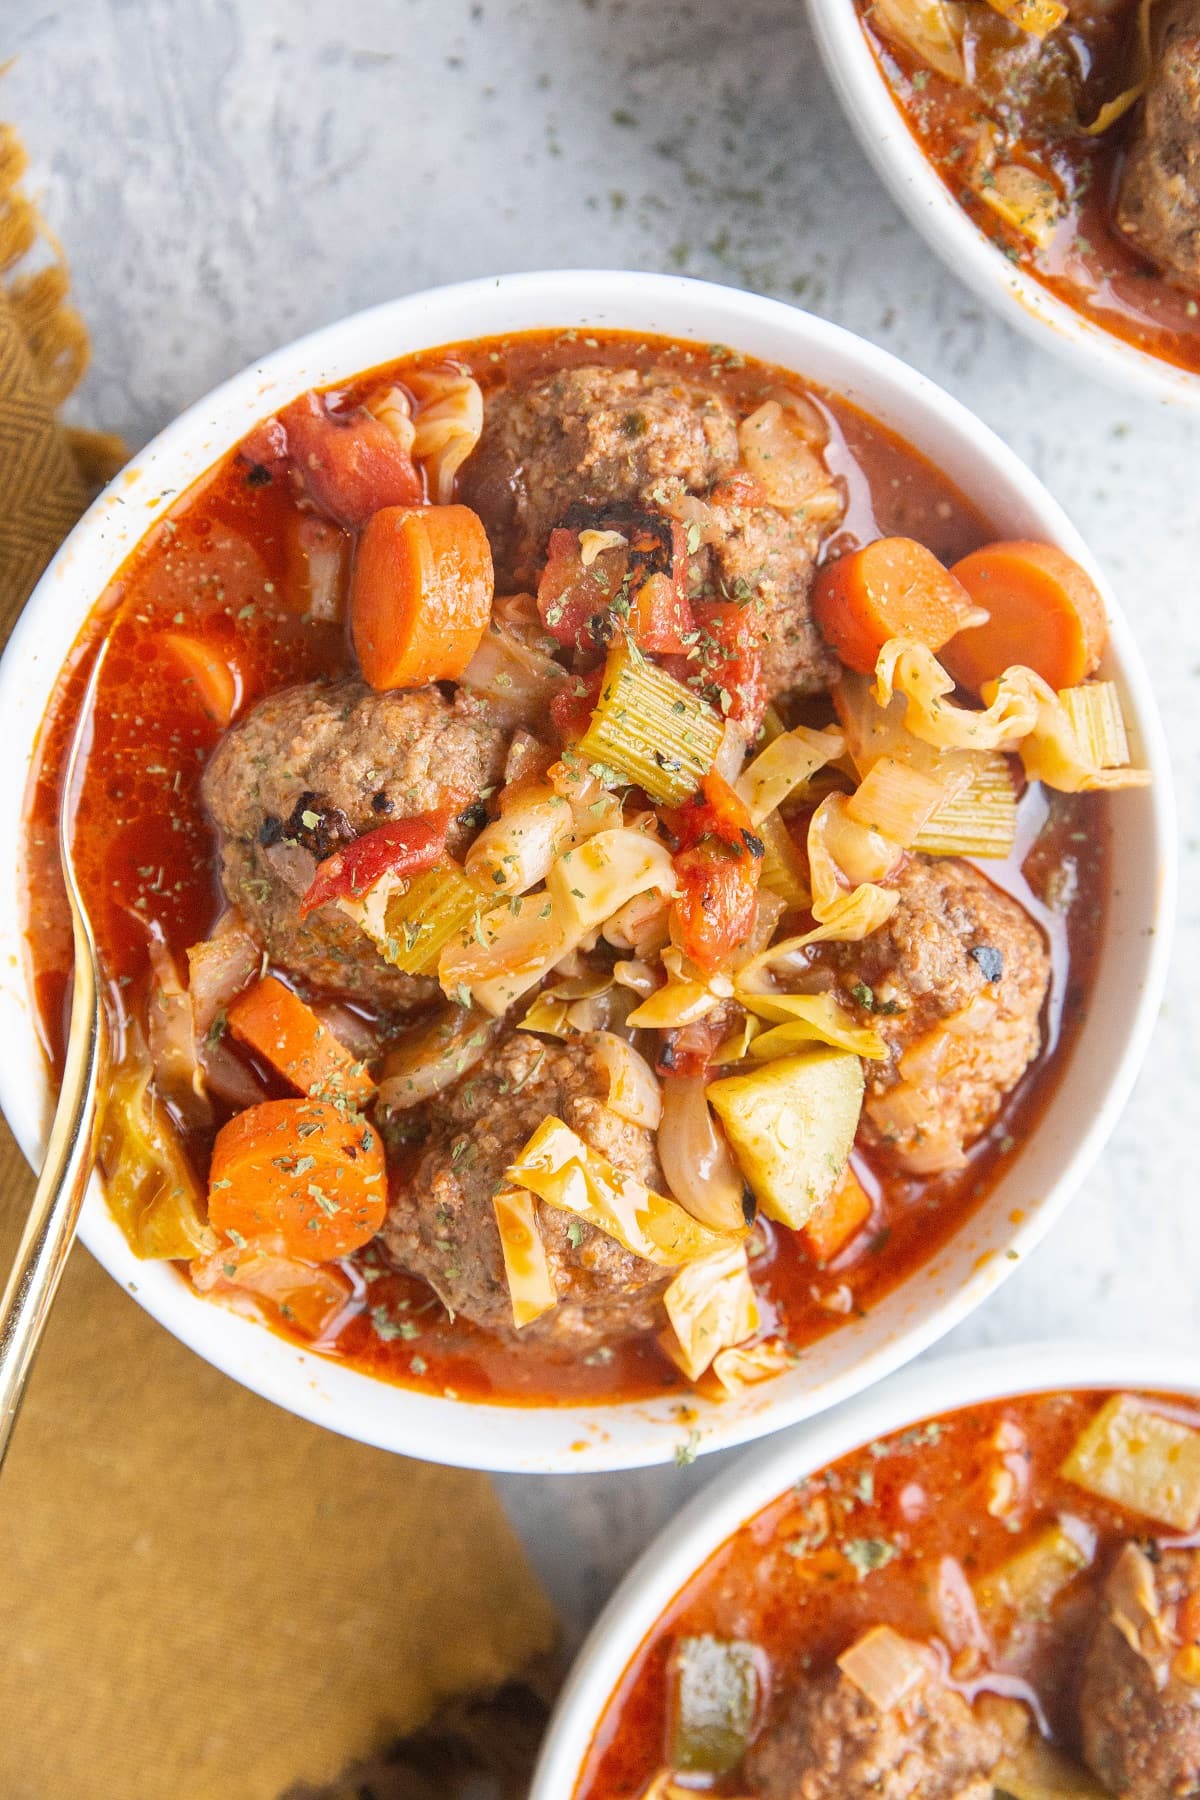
[278, 389, 423, 528]
[299, 808, 453, 917]
[549, 666, 605, 744]
[667, 773, 763, 975]
[655, 1012, 733, 1080]
[691, 600, 768, 737]
[536, 514, 694, 654]
[709, 469, 767, 510]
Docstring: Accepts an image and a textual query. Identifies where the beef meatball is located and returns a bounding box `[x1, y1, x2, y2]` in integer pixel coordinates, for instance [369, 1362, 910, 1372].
[1079, 1541, 1200, 1800]
[380, 1032, 671, 1345]
[744, 1642, 1004, 1800]
[1116, 0, 1200, 290]
[460, 364, 841, 699]
[810, 856, 1050, 1172]
[460, 364, 740, 590]
[202, 677, 509, 1010]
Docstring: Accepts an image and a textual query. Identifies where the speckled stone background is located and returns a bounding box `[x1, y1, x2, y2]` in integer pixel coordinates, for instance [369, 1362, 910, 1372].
[7, 0, 1198, 1647]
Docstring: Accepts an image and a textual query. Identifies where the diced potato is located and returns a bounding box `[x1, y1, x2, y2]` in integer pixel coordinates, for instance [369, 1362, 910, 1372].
[706, 1049, 864, 1230]
[1061, 1394, 1200, 1531]
[974, 1522, 1092, 1629]
[668, 1635, 759, 1778]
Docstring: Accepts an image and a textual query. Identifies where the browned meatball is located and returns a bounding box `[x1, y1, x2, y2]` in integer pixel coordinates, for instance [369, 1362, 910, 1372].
[810, 857, 1049, 1172]
[202, 677, 509, 1010]
[460, 364, 740, 591]
[1116, 0, 1200, 290]
[744, 1644, 1004, 1800]
[1079, 1542, 1200, 1800]
[380, 1032, 670, 1345]
[461, 364, 842, 699]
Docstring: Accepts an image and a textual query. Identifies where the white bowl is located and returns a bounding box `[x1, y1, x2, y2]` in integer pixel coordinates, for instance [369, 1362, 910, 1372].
[807, 0, 1200, 409]
[532, 1340, 1200, 1796]
[0, 271, 1175, 1472]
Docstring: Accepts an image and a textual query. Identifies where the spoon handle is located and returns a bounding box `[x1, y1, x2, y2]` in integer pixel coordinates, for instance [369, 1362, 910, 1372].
[0, 896, 107, 1472]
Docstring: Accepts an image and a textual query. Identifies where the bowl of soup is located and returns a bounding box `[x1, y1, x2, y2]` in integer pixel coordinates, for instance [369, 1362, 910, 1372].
[808, 0, 1200, 406]
[0, 270, 1173, 1470]
[535, 1342, 1200, 1797]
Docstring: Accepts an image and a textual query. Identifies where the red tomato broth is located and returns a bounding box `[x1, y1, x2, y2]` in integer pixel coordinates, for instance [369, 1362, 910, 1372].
[22, 328, 1108, 1407]
[577, 1387, 1200, 1798]
[855, 2, 1200, 377]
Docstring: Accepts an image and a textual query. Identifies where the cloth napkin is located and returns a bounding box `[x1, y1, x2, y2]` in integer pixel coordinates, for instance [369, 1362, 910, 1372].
[0, 122, 556, 1800]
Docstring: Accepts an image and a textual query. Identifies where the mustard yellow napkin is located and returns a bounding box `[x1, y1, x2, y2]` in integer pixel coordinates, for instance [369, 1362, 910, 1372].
[0, 120, 556, 1800]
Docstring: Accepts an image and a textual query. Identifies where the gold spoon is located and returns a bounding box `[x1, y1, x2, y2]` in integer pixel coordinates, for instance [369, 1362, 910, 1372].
[0, 644, 110, 1471]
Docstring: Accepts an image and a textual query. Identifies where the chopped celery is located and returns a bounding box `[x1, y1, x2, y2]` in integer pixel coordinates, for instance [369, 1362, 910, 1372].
[974, 1522, 1093, 1629]
[341, 856, 482, 976]
[912, 753, 1017, 858]
[755, 809, 810, 909]
[707, 1049, 864, 1230]
[1058, 681, 1132, 771]
[576, 638, 723, 805]
[668, 1635, 759, 1778]
[1061, 1393, 1200, 1530]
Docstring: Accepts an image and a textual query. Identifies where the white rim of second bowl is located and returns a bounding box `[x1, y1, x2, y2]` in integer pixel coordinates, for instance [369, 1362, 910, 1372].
[806, 0, 1200, 409]
[0, 271, 1176, 1470]
[532, 1339, 1200, 1797]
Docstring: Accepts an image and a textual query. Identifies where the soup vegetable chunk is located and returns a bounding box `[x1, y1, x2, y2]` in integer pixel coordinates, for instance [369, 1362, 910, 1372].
[23, 332, 1142, 1405]
[858, 0, 1200, 374]
[577, 1389, 1200, 1799]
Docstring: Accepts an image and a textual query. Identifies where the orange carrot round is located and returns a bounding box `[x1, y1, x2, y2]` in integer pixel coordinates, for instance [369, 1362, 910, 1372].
[227, 975, 375, 1105]
[350, 502, 493, 690]
[208, 1098, 386, 1261]
[162, 633, 242, 725]
[943, 540, 1107, 695]
[812, 537, 978, 675]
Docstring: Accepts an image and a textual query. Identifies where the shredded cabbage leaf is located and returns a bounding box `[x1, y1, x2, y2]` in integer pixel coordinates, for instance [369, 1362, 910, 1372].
[711, 1335, 794, 1395]
[735, 987, 887, 1060]
[505, 1116, 742, 1267]
[626, 946, 734, 1029]
[660, 1243, 760, 1382]
[492, 1185, 557, 1328]
[735, 723, 844, 825]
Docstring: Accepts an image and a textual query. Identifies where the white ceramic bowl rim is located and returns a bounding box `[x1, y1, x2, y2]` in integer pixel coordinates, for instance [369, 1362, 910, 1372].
[0, 270, 1176, 1472]
[805, 0, 1200, 409]
[532, 1340, 1200, 1799]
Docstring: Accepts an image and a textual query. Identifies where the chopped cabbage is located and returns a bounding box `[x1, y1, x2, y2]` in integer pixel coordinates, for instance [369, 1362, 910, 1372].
[492, 1186, 557, 1329]
[660, 1242, 759, 1381]
[505, 1116, 741, 1266]
[735, 986, 886, 1060]
[735, 723, 844, 825]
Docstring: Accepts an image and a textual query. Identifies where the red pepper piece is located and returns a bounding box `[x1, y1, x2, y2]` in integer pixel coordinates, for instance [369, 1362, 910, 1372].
[299, 808, 453, 917]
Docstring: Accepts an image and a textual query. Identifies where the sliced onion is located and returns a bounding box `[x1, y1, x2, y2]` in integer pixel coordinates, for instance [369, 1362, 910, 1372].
[590, 1030, 662, 1129]
[460, 620, 569, 726]
[466, 782, 579, 895]
[837, 1626, 930, 1712]
[146, 938, 211, 1128]
[375, 1006, 501, 1111]
[262, 838, 317, 898]
[185, 910, 262, 1036]
[931, 1557, 992, 1657]
[602, 891, 672, 957]
[658, 1075, 748, 1231]
[714, 719, 750, 783]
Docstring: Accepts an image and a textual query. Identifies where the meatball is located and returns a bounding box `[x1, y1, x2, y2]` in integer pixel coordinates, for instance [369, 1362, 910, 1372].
[460, 364, 841, 698]
[744, 1644, 1004, 1800]
[811, 857, 1049, 1172]
[202, 677, 509, 1010]
[1116, 0, 1200, 290]
[380, 1032, 670, 1344]
[1079, 1542, 1200, 1800]
[461, 364, 739, 591]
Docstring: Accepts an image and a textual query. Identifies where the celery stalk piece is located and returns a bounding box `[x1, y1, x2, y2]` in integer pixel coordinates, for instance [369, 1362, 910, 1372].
[576, 638, 724, 805]
[913, 753, 1018, 858]
[1061, 1393, 1200, 1530]
[668, 1635, 760, 1778]
[339, 857, 483, 976]
[1058, 681, 1132, 770]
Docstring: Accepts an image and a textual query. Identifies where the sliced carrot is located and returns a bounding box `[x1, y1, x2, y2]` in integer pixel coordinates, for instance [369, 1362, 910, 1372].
[351, 502, 493, 690]
[208, 1097, 386, 1261]
[162, 632, 242, 725]
[944, 540, 1108, 695]
[801, 1162, 872, 1264]
[226, 974, 375, 1104]
[812, 537, 979, 676]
